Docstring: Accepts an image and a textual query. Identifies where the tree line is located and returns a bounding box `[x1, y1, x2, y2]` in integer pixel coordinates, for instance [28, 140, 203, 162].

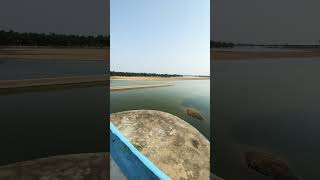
[110, 71, 182, 77]
[0, 30, 109, 47]
[210, 41, 234, 48]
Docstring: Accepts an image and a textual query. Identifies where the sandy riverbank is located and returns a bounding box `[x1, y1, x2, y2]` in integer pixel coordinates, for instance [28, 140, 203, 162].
[111, 76, 209, 81]
[0, 47, 109, 61]
[212, 50, 320, 60]
[111, 84, 174, 91]
[0, 75, 107, 94]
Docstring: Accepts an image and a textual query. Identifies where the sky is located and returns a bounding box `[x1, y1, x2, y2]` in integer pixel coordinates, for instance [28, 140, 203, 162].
[212, 0, 320, 45]
[111, 0, 210, 75]
[0, 0, 109, 35]
[1, 0, 319, 48]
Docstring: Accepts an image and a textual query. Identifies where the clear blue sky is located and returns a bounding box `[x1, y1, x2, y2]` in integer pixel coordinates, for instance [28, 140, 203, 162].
[111, 0, 210, 76]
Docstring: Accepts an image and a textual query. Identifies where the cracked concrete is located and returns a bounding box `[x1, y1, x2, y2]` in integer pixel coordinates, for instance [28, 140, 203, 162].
[110, 110, 210, 180]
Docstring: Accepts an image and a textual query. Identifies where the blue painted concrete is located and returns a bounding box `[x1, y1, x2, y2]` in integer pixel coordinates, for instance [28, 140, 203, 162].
[110, 122, 170, 180]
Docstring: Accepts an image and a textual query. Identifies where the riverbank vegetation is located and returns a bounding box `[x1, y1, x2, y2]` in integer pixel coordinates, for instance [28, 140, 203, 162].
[110, 71, 182, 77]
[211, 41, 234, 48]
[0, 30, 109, 47]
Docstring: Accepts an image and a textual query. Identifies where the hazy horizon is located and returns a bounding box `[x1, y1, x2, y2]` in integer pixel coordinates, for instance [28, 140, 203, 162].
[0, 0, 109, 36]
[212, 0, 320, 45]
[111, 0, 210, 76]
[3, 0, 320, 45]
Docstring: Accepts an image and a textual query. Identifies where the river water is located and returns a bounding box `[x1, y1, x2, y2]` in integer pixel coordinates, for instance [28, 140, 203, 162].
[110, 80, 210, 140]
[0, 58, 108, 166]
[0, 58, 106, 80]
[213, 58, 320, 180]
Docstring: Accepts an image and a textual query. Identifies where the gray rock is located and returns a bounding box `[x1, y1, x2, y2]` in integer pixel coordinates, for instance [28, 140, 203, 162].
[244, 151, 300, 180]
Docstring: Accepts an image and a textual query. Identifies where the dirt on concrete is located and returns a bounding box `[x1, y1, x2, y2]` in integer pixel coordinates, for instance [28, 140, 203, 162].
[110, 110, 210, 180]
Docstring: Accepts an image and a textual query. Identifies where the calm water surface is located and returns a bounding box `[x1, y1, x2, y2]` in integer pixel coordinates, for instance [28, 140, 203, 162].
[0, 58, 107, 165]
[0, 86, 108, 166]
[111, 80, 210, 139]
[213, 58, 320, 180]
[0, 58, 106, 80]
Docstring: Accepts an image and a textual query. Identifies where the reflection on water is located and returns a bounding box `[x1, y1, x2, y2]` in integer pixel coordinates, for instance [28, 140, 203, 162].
[213, 58, 320, 180]
[110, 80, 210, 139]
[0, 58, 108, 166]
[0, 58, 106, 80]
[213, 46, 307, 52]
[0, 87, 108, 166]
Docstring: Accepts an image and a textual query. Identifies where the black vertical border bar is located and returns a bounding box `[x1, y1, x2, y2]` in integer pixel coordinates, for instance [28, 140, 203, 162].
[106, 0, 110, 178]
[106, 0, 110, 154]
[210, 0, 214, 176]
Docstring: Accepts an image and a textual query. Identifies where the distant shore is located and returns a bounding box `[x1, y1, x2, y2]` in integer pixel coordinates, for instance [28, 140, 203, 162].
[111, 76, 209, 81]
[111, 84, 174, 91]
[212, 49, 320, 60]
[0, 75, 107, 95]
[0, 47, 109, 61]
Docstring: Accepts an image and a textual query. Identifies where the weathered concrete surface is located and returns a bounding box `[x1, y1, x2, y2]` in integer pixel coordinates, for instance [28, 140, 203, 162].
[111, 84, 174, 91]
[0, 153, 108, 180]
[110, 110, 210, 180]
[244, 151, 300, 180]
